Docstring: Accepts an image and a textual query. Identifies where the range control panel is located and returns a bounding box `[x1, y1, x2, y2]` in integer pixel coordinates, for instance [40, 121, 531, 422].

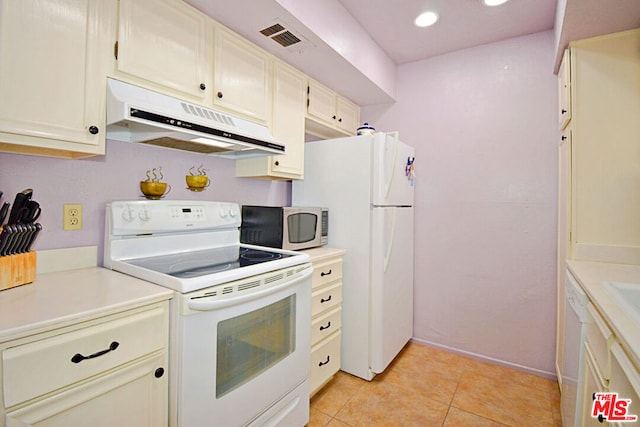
[108, 200, 240, 235]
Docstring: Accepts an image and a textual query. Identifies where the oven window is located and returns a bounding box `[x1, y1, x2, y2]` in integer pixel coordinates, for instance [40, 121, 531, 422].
[287, 213, 317, 244]
[216, 295, 296, 398]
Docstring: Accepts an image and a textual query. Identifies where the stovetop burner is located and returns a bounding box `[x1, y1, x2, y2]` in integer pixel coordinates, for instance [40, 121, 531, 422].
[126, 246, 293, 280]
[240, 248, 283, 262]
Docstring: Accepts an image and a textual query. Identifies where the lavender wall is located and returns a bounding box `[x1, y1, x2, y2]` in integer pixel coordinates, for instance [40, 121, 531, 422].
[0, 140, 290, 263]
[363, 31, 558, 375]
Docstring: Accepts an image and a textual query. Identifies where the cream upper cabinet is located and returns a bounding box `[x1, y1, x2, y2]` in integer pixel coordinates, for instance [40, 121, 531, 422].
[114, 0, 212, 103]
[236, 59, 306, 180]
[0, 0, 115, 158]
[335, 96, 360, 134]
[213, 25, 271, 124]
[567, 29, 640, 264]
[558, 49, 572, 130]
[306, 79, 360, 139]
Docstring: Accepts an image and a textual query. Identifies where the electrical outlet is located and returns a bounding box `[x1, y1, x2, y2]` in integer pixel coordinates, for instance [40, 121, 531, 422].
[63, 204, 83, 231]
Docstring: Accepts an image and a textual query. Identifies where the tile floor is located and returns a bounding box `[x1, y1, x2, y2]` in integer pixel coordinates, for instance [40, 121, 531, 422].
[308, 341, 562, 426]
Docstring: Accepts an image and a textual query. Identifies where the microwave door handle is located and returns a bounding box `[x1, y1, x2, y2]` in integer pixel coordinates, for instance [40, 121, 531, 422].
[187, 268, 312, 311]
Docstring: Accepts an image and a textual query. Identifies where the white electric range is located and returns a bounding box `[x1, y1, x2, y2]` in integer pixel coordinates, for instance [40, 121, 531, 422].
[104, 200, 312, 427]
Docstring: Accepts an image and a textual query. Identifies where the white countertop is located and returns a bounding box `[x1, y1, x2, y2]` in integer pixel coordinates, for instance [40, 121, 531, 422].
[302, 247, 347, 263]
[0, 267, 173, 343]
[567, 260, 640, 369]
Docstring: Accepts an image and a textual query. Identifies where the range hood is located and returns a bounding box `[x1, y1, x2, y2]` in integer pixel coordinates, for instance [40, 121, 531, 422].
[105, 78, 285, 159]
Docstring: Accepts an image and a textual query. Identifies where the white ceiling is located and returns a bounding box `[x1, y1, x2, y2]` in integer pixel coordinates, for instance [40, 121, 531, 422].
[186, 0, 640, 105]
[336, 0, 557, 65]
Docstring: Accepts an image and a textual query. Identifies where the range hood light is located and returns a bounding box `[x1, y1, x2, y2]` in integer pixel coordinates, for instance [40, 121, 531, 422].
[190, 137, 233, 148]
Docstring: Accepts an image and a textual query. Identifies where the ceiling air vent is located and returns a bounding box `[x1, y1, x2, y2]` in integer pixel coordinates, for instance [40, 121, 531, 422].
[259, 22, 305, 49]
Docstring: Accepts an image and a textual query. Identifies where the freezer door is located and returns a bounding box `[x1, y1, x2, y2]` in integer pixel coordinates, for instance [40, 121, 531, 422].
[372, 133, 415, 206]
[370, 206, 414, 374]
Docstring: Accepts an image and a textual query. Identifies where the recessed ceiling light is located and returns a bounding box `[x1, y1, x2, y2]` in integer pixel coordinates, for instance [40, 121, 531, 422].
[414, 11, 439, 27]
[483, 0, 510, 6]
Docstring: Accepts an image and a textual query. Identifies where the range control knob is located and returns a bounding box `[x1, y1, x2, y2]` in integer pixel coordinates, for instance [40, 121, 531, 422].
[228, 208, 237, 218]
[219, 208, 228, 218]
[121, 207, 135, 222]
[138, 209, 151, 222]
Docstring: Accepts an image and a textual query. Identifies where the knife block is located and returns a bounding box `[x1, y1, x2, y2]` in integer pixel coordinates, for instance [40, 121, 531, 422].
[0, 252, 36, 291]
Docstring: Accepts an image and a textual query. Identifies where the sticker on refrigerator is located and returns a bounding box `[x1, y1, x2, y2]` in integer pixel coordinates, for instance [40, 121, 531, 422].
[405, 157, 415, 186]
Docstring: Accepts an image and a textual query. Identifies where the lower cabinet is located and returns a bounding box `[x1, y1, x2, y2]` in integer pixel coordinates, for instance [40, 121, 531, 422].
[305, 247, 346, 397]
[609, 343, 640, 427]
[0, 301, 169, 427]
[4, 353, 166, 427]
[578, 301, 640, 426]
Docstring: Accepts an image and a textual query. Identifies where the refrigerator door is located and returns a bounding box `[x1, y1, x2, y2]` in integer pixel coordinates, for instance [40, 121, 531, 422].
[372, 133, 415, 207]
[370, 205, 414, 374]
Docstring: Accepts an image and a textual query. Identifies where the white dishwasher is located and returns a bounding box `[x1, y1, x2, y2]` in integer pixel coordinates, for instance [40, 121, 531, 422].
[561, 270, 589, 427]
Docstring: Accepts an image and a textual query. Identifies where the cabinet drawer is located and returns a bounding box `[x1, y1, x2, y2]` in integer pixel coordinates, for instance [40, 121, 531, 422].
[311, 307, 342, 346]
[585, 303, 613, 382]
[312, 259, 342, 289]
[311, 282, 342, 316]
[310, 332, 341, 395]
[3, 305, 167, 407]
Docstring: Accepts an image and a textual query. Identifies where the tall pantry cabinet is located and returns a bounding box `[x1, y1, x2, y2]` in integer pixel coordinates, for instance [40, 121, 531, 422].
[556, 28, 640, 381]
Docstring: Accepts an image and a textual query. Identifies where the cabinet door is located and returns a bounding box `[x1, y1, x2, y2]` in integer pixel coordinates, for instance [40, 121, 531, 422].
[270, 61, 306, 177]
[558, 49, 571, 130]
[116, 0, 211, 102]
[214, 26, 270, 123]
[4, 353, 167, 427]
[580, 346, 609, 426]
[307, 79, 336, 126]
[336, 96, 360, 134]
[236, 60, 305, 180]
[0, 0, 111, 157]
[556, 129, 572, 380]
[608, 343, 640, 427]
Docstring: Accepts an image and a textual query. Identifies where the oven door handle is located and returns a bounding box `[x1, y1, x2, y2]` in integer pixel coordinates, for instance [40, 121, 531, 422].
[187, 268, 312, 311]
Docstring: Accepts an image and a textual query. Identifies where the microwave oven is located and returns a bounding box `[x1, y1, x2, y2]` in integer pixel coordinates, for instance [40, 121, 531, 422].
[240, 206, 328, 251]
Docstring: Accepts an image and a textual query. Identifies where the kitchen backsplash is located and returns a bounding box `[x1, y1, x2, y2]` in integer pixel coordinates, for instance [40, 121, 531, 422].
[0, 139, 290, 264]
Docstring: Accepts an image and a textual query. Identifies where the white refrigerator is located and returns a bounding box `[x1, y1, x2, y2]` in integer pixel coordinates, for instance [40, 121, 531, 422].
[292, 132, 415, 381]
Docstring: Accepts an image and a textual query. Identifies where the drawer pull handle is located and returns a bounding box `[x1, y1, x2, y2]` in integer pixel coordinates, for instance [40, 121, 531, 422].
[71, 341, 120, 364]
[319, 321, 332, 331]
[320, 295, 332, 303]
[320, 269, 332, 277]
[319, 355, 331, 367]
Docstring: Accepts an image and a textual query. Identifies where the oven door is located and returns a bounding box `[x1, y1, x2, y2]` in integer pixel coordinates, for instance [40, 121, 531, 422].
[175, 265, 312, 427]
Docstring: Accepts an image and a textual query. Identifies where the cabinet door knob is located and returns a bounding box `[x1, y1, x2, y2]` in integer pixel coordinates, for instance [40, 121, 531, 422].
[155, 367, 165, 378]
[338, 118, 342, 122]
[217, 91, 223, 99]
[561, 109, 567, 114]
[274, 161, 280, 166]
[200, 83, 206, 91]
[561, 135, 567, 141]
[88, 125, 99, 135]
[332, 115, 336, 120]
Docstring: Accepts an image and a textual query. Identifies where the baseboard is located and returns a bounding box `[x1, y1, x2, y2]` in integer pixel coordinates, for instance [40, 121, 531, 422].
[410, 337, 558, 380]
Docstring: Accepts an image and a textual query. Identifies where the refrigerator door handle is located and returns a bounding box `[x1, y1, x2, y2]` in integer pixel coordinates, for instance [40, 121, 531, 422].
[384, 133, 400, 200]
[384, 208, 397, 272]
